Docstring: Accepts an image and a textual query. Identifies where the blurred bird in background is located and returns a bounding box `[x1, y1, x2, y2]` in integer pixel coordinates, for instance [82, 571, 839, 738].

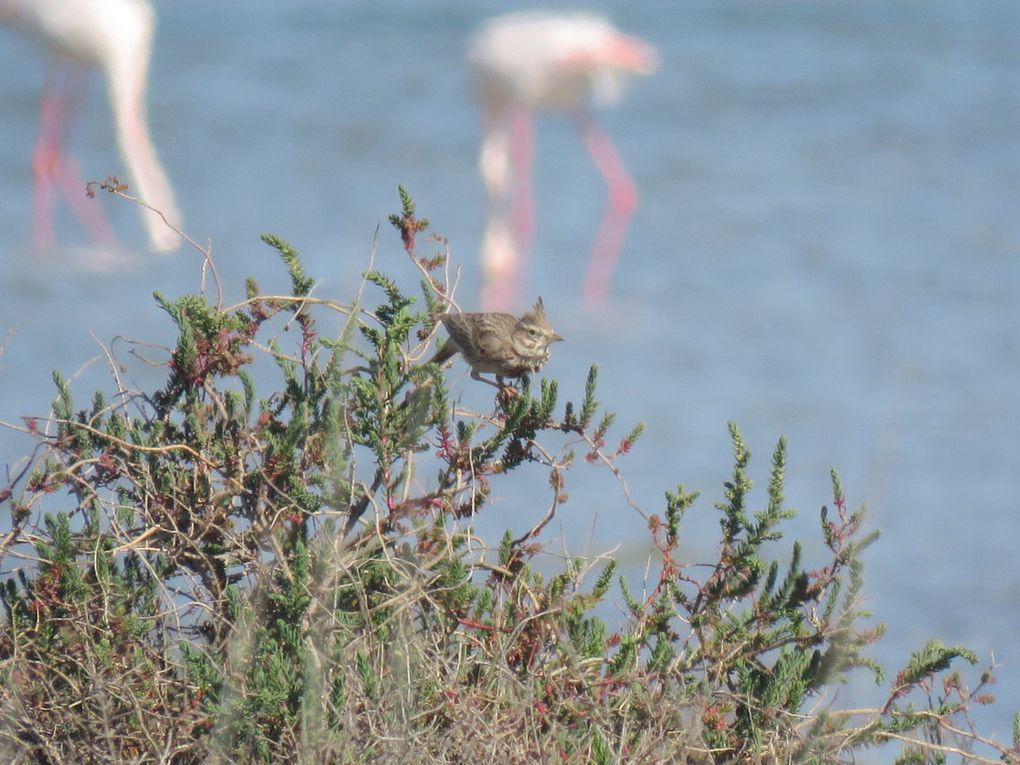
[467, 12, 657, 310]
[1, 0, 181, 253]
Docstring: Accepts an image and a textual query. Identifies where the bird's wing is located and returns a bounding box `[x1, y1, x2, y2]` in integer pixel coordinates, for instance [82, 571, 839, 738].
[439, 314, 474, 350]
[473, 323, 514, 363]
[441, 313, 516, 364]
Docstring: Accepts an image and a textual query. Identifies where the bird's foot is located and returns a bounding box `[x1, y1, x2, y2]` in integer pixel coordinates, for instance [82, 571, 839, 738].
[495, 379, 521, 402]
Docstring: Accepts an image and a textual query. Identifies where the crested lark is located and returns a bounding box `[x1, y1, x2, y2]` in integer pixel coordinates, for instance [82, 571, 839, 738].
[430, 297, 564, 390]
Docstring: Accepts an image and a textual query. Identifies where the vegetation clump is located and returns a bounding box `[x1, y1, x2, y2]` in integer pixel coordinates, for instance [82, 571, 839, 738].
[0, 189, 1016, 764]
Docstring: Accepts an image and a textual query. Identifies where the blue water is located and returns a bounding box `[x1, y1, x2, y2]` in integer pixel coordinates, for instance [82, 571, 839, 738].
[2, 0, 1019, 742]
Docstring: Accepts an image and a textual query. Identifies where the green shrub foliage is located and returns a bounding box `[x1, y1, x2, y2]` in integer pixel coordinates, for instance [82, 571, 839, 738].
[0, 190, 1015, 764]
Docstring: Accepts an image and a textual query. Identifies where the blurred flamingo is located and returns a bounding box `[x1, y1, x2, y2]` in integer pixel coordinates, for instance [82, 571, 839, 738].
[0, 0, 181, 252]
[467, 12, 657, 309]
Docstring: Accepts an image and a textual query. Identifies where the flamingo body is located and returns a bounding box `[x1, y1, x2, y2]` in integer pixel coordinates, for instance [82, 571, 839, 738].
[468, 12, 657, 309]
[1, 0, 181, 252]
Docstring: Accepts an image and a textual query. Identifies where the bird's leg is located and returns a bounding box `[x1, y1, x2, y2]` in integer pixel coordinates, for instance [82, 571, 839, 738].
[470, 370, 504, 391]
[105, 37, 182, 252]
[479, 215, 518, 311]
[32, 67, 116, 250]
[495, 375, 522, 401]
[479, 115, 520, 310]
[509, 111, 536, 257]
[30, 67, 66, 250]
[469, 370, 521, 399]
[479, 110, 535, 311]
[55, 69, 117, 246]
[486, 110, 535, 309]
[58, 153, 117, 247]
[573, 110, 639, 306]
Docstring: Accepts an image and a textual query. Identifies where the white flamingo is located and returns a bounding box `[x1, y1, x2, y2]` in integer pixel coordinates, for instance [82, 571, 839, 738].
[1, 0, 181, 252]
[468, 12, 657, 309]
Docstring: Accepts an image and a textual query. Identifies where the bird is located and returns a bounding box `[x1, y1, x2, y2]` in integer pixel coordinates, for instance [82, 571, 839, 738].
[430, 297, 564, 390]
[467, 12, 658, 310]
[0, 0, 181, 252]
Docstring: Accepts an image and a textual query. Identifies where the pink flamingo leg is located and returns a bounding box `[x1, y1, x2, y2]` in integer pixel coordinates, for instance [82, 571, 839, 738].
[480, 215, 519, 311]
[30, 72, 65, 249]
[56, 153, 117, 246]
[479, 115, 514, 310]
[481, 110, 535, 310]
[479, 111, 535, 311]
[31, 69, 116, 250]
[509, 111, 536, 257]
[574, 111, 639, 306]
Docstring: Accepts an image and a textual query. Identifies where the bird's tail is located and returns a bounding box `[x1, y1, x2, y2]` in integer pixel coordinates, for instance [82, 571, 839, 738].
[428, 340, 457, 366]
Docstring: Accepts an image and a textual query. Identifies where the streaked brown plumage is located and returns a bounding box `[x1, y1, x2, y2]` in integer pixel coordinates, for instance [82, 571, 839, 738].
[430, 297, 564, 389]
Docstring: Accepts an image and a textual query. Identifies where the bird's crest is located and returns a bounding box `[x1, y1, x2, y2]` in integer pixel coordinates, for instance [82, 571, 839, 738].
[521, 296, 564, 342]
[523, 296, 549, 326]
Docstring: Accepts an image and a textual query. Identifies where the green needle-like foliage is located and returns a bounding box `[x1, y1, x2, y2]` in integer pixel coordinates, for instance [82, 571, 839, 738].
[0, 190, 1013, 765]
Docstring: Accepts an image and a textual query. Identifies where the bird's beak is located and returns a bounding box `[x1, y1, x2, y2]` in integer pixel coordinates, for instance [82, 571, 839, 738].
[551, 332, 565, 343]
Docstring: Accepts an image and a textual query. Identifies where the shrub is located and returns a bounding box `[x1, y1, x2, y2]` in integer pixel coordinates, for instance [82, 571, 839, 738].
[0, 189, 1016, 764]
